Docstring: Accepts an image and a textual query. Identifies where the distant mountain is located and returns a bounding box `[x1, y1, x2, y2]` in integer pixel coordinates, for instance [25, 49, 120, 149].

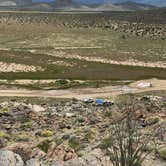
[111, 0, 166, 7]
[0, 0, 160, 11]
[0, 0, 33, 6]
[61, 1, 157, 11]
[114, 1, 157, 11]
[0, 1, 16, 6]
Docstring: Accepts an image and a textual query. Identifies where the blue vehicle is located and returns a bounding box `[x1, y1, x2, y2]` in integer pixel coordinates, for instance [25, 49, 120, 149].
[95, 99, 114, 106]
[95, 99, 104, 106]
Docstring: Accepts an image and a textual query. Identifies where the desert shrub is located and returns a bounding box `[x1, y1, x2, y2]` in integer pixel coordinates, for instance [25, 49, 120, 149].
[41, 130, 53, 137]
[0, 108, 9, 115]
[20, 121, 33, 130]
[104, 110, 112, 117]
[99, 136, 113, 150]
[37, 139, 52, 153]
[17, 116, 31, 123]
[15, 133, 29, 141]
[120, 34, 126, 39]
[68, 137, 82, 150]
[158, 147, 166, 160]
[107, 109, 153, 166]
[83, 130, 94, 142]
[0, 131, 8, 138]
[56, 79, 68, 85]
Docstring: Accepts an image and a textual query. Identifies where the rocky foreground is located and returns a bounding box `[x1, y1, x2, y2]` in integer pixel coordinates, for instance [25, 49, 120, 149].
[0, 94, 166, 166]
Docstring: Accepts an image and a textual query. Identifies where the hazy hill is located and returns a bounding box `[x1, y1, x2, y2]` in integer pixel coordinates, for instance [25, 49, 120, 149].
[114, 1, 157, 11]
[112, 0, 166, 7]
[0, 0, 16, 6]
[0, 0, 160, 11]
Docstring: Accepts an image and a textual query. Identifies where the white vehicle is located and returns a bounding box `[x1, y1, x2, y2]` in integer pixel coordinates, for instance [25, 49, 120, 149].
[83, 97, 94, 103]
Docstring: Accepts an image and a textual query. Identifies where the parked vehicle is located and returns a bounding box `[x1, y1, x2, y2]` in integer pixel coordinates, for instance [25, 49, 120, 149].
[95, 99, 104, 106]
[103, 100, 114, 106]
[83, 97, 94, 103]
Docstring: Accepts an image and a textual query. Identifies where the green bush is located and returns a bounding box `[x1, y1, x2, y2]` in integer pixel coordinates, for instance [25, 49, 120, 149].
[158, 147, 166, 160]
[16, 133, 29, 141]
[0, 131, 8, 138]
[99, 136, 112, 150]
[37, 139, 52, 153]
[20, 122, 33, 130]
[0, 108, 9, 115]
[68, 137, 81, 150]
[41, 130, 53, 137]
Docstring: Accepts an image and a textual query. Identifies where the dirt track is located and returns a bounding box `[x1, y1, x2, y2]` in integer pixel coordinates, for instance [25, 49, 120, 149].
[0, 79, 165, 99]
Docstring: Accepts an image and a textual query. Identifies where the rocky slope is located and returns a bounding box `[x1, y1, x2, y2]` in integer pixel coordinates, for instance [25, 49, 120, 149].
[0, 10, 165, 38]
[0, 94, 165, 165]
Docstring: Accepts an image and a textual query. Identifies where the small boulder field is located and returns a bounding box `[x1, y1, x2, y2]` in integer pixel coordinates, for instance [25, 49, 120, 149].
[0, 94, 165, 166]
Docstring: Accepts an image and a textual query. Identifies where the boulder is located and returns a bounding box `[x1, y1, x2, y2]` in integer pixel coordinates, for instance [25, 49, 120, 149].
[0, 150, 24, 166]
[26, 159, 41, 166]
[51, 160, 64, 166]
[47, 143, 77, 161]
[4, 142, 33, 162]
[64, 149, 112, 166]
[31, 148, 46, 159]
[64, 154, 112, 166]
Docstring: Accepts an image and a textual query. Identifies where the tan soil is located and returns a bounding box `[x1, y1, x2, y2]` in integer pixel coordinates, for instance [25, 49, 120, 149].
[0, 79, 165, 99]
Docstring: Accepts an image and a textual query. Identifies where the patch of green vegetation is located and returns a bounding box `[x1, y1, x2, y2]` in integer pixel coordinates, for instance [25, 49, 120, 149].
[0, 131, 8, 138]
[99, 136, 112, 150]
[41, 130, 54, 137]
[15, 133, 29, 142]
[62, 134, 70, 140]
[37, 139, 52, 153]
[0, 22, 165, 81]
[158, 147, 166, 160]
[0, 53, 166, 80]
[104, 111, 112, 117]
[0, 82, 42, 90]
[143, 144, 156, 152]
[83, 130, 94, 142]
[75, 128, 83, 134]
[146, 116, 161, 125]
[17, 116, 31, 123]
[0, 108, 9, 115]
[68, 137, 81, 150]
[20, 121, 33, 130]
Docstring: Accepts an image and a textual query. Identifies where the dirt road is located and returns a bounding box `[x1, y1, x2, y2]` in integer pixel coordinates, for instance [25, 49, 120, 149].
[0, 79, 165, 99]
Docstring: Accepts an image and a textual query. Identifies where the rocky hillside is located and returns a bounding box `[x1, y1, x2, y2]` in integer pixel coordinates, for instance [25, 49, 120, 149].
[0, 94, 166, 165]
[0, 10, 165, 38]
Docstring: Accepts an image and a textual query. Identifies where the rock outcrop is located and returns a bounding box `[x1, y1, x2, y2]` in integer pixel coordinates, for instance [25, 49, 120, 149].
[0, 150, 24, 166]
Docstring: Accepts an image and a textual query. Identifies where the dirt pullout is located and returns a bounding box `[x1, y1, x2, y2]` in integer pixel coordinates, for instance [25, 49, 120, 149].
[0, 62, 43, 72]
[48, 51, 166, 68]
[0, 79, 165, 99]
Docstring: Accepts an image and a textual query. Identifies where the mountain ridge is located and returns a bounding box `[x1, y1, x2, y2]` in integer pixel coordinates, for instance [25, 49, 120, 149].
[0, 0, 161, 11]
